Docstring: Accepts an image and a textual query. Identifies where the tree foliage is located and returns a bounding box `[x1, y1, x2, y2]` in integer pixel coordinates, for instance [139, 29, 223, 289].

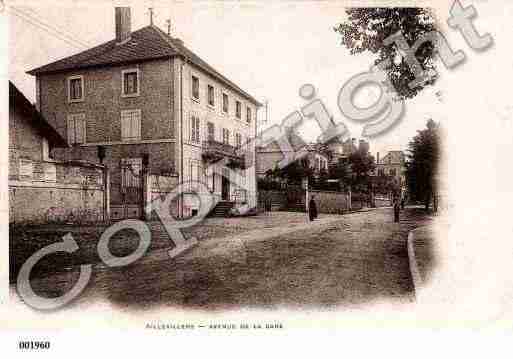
[405, 119, 440, 209]
[348, 149, 376, 191]
[267, 157, 313, 185]
[334, 8, 437, 99]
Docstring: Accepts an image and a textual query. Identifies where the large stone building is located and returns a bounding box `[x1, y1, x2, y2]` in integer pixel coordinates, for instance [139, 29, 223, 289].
[27, 7, 261, 218]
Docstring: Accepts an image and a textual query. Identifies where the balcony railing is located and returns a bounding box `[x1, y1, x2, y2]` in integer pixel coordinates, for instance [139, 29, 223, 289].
[202, 139, 246, 169]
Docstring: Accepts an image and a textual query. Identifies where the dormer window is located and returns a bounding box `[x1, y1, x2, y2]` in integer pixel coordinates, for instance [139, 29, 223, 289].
[122, 69, 140, 97]
[68, 75, 84, 103]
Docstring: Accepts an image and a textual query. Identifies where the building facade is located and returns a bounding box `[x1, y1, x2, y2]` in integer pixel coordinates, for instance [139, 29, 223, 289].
[373, 150, 406, 186]
[28, 7, 261, 218]
[256, 137, 329, 179]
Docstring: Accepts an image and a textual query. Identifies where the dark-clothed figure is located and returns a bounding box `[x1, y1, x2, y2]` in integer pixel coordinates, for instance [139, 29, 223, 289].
[393, 198, 400, 223]
[309, 196, 318, 221]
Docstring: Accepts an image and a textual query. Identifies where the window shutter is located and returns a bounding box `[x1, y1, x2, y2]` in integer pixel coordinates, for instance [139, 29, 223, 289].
[78, 115, 86, 143]
[134, 111, 141, 139]
[121, 113, 129, 140]
[196, 117, 200, 142]
[190, 115, 194, 142]
[67, 117, 75, 144]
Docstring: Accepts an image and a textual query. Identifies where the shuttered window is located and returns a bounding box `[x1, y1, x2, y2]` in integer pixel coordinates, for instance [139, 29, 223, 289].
[246, 107, 252, 124]
[190, 115, 200, 143]
[236, 101, 241, 119]
[207, 122, 215, 141]
[208, 85, 215, 106]
[192, 76, 200, 100]
[222, 93, 229, 114]
[121, 109, 141, 141]
[67, 113, 86, 145]
[222, 128, 230, 145]
[19, 159, 33, 178]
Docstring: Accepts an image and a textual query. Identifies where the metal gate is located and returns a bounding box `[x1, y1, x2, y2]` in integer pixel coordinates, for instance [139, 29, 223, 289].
[110, 158, 143, 220]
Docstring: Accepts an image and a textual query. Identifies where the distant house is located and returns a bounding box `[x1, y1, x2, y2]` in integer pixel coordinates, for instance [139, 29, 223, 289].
[256, 131, 329, 178]
[372, 150, 406, 187]
[9, 81, 106, 224]
[27, 7, 261, 218]
[327, 137, 369, 166]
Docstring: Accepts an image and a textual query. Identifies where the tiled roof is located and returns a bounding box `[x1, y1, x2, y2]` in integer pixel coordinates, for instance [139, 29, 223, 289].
[27, 25, 261, 106]
[9, 81, 68, 148]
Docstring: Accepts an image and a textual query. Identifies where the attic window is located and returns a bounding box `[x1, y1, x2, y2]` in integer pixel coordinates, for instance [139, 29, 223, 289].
[122, 69, 140, 97]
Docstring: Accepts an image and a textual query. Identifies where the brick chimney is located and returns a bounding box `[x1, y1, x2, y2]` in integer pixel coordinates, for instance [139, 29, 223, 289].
[115, 7, 131, 44]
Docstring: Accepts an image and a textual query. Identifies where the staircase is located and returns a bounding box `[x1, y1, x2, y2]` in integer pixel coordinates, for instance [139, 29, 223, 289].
[209, 201, 235, 217]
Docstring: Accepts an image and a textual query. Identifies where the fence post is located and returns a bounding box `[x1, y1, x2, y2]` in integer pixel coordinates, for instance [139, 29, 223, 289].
[348, 186, 352, 211]
[143, 172, 152, 220]
[103, 167, 110, 222]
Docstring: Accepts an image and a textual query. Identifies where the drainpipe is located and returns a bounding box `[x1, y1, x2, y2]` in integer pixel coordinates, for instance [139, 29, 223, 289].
[180, 59, 184, 218]
[179, 55, 190, 219]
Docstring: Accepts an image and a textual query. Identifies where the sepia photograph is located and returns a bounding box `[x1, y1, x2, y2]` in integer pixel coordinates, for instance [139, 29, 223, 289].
[2, 0, 513, 357]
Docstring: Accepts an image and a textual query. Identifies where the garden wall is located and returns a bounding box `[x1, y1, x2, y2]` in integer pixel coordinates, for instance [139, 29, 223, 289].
[9, 161, 106, 224]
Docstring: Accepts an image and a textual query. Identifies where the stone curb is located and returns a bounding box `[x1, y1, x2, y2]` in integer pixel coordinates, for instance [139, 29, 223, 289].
[407, 228, 423, 299]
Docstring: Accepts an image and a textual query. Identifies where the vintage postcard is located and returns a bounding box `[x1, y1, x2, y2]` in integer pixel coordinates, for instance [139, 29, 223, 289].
[2, 0, 513, 356]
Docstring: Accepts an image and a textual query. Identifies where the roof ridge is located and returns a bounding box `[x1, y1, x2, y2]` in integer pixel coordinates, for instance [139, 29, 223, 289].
[148, 25, 184, 55]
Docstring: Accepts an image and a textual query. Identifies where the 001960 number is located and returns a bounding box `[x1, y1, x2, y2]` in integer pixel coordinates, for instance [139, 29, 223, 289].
[18, 341, 51, 350]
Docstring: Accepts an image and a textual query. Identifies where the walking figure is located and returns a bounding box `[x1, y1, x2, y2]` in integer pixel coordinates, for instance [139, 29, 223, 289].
[309, 195, 318, 221]
[393, 197, 400, 223]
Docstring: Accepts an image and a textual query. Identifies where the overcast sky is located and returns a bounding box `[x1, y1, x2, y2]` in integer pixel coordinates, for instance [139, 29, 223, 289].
[7, 0, 494, 156]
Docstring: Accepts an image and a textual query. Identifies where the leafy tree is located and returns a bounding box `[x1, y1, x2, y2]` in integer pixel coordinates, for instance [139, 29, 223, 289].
[334, 8, 437, 99]
[348, 149, 376, 191]
[312, 167, 330, 190]
[329, 160, 351, 191]
[274, 157, 313, 185]
[405, 119, 440, 210]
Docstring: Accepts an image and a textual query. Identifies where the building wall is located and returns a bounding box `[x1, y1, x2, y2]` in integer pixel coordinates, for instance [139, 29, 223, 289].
[35, 56, 258, 216]
[174, 58, 258, 213]
[9, 103, 45, 179]
[9, 160, 105, 224]
[375, 151, 406, 185]
[256, 147, 329, 178]
[37, 59, 176, 176]
[10, 87, 106, 224]
[256, 150, 290, 177]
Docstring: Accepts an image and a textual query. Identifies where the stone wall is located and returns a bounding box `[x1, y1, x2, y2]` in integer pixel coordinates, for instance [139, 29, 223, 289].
[9, 161, 106, 224]
[259, 189, 357, 214]
[309, 190, 350, 214]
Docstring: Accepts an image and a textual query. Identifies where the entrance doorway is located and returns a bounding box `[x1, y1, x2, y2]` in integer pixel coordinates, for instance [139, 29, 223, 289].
[221, 168, 230, 201]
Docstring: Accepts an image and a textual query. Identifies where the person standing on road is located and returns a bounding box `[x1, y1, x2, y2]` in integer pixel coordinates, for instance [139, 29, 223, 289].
[309, 195, 318, 221]
[393, 197, 400, 223]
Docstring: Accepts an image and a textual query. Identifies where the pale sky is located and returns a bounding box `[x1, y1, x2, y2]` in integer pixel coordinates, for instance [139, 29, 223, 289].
[6, 0, 499, 156]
